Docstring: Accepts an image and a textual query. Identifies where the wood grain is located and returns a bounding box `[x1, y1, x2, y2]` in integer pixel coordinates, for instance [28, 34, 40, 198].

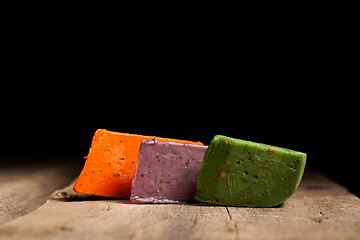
[0, 160, 80, 224]
[0, 170, 359, 240]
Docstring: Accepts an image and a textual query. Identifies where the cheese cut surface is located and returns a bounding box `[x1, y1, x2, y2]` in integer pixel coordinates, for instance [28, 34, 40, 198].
[195, 135, 306, 207]
[131, 139, 208, 203]
[73, 129, 203, 198]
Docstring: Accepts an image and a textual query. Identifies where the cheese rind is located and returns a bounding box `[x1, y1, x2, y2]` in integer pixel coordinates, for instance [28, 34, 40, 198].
[130, 139, 208, 203]
[195, 135, 306, 207]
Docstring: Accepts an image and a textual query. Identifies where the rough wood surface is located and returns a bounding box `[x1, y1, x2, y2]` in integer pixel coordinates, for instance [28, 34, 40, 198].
[0, 161, 80, 224]
[0, 170, 359, 240]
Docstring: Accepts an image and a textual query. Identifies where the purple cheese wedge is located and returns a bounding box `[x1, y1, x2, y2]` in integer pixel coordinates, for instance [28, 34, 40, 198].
[130, 138, 208, 203]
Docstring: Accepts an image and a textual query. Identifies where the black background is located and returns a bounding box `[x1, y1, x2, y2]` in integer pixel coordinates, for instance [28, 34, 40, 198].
[1, 12, 358, 196]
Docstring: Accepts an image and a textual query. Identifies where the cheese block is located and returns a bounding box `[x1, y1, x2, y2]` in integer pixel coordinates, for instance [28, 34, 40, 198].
[130, 138, 208, 203]
[195, 135, 306, 207]
[73, 129, 203, 198]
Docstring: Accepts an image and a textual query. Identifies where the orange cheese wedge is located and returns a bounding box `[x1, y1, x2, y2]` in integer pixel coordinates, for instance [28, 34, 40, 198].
[73, 129, 203, 198]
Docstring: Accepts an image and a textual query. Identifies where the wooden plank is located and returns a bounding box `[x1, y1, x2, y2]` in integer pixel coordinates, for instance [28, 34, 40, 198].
[226, 171, 360, 240]
[0, 160, 80, 224]
[0, 170, 359, 240]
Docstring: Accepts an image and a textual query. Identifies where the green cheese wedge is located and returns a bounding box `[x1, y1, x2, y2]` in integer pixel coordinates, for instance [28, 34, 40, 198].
[195, 135, 306, 207]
